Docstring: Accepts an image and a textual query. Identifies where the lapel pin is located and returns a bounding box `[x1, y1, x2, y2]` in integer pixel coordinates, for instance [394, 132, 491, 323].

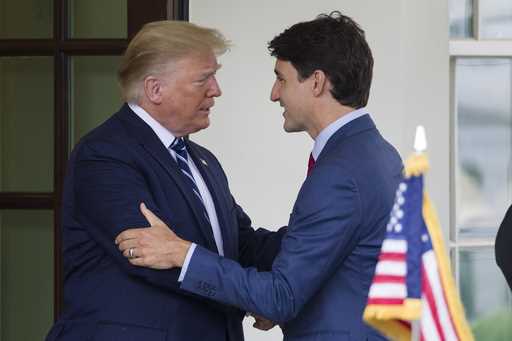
[200, 159, 208, 166]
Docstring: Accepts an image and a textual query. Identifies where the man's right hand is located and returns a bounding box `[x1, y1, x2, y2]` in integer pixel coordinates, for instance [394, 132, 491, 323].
[115, 203, 191, 269]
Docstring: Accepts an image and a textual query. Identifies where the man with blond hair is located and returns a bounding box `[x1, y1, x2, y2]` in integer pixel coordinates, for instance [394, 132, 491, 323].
[45, 21, 284, 341]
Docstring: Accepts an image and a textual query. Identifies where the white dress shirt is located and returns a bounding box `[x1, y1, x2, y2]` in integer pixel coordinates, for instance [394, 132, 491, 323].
[128, 103, 224, 281]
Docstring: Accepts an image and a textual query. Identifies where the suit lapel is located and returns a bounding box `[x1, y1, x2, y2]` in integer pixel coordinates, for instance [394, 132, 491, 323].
[116, 105, 218, 252]
[318, 114, 376, 163]
[186, 142, 236, 260]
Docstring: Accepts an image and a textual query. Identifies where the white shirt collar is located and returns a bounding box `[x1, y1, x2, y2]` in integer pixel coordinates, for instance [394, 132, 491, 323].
[311, 108, 368, 160]
[128, 102, 176, 149]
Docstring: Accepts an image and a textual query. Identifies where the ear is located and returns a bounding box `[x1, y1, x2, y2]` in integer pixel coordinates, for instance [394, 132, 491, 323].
[311, 70, 328, 97]
[143, 76, 164, 104]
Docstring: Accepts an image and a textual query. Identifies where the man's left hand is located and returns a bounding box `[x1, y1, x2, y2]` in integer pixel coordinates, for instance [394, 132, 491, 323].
[115, 203, 191, 269]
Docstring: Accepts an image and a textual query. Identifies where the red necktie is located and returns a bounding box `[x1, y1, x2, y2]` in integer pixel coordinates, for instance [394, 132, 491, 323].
[307, 153, 315, 176]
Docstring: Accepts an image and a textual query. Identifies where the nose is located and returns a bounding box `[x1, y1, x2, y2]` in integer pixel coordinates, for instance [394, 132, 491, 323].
[270, 80, 280, 102]
[208, 76, 222, 97]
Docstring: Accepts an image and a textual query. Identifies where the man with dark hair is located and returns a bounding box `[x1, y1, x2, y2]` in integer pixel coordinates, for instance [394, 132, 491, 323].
[116, 12, 403, 340]
[268, 12, 373, 109]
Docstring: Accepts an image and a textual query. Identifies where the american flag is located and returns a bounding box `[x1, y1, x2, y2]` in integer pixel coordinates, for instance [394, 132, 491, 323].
[363, 154, 473, 341]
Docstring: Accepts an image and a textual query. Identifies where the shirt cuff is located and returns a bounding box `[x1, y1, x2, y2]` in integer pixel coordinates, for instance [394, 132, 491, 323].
[178, 243, 197, 282]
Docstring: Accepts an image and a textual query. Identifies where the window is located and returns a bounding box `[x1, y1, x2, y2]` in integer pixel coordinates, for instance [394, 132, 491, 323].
[450, 0, 512, 337]
[0, 0, 188, 338]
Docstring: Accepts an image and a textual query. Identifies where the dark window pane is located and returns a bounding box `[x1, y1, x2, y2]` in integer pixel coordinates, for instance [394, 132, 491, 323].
[70, 56, 122, 145]
[0, 0, 53, 38]
[0, 57, 54, 192]
[69, 0, 127, 38]
[0, 210, 54, 340]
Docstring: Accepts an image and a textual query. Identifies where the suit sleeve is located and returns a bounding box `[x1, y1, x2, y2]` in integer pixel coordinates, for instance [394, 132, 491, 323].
[180, 164, 362, 322]
[234, 200, 287, 271]
[72, 140, 182, 292]
[202, 148, 287, 271]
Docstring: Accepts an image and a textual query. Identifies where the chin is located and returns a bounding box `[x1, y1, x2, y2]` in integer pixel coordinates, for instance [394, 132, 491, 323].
[193, 119, 210, 133]
[283, 122, 300, 133]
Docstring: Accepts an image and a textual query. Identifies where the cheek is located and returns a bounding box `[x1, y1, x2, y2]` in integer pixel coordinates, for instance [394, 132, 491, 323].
[189, 88, 207, 105]
[178, 94, 200, 112]
[281, 89, 293, 106]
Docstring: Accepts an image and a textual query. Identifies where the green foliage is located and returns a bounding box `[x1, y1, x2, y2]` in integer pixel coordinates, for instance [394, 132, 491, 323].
[472, 309, 512, 341]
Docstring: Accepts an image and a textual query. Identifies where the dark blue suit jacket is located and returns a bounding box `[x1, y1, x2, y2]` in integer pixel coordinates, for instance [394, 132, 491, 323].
[46, 104, 284, 341]
[180, 115, 403, 341]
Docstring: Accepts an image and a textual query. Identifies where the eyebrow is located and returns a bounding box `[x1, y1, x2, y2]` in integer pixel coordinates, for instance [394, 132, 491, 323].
[274, 69, 282, 77]
[200, 64, 222, 78]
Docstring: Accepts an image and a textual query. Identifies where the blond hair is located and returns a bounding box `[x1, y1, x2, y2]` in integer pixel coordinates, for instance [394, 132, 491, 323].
[118, 20, 230, 102]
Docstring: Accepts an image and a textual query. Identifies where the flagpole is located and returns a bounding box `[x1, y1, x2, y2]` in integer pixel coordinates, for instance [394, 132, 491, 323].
[411, 320, 421, 341]
[411, 125, 427, 341]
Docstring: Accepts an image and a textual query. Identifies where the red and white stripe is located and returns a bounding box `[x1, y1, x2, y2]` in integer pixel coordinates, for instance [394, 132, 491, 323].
[420, 250, 459, 341]
[367, 239, 408, 305]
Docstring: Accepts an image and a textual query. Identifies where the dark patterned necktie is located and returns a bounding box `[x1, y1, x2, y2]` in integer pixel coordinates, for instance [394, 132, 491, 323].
[170, 138, 211, 223]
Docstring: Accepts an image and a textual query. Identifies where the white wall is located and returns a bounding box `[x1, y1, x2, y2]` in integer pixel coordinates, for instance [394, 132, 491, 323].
[190, 1, 449, 340]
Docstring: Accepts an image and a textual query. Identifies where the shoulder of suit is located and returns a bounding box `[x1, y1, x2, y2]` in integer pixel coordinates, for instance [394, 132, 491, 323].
[308, 160, 357, 190]
[72, 116, 137, 161]
[187, 140, 218, 160]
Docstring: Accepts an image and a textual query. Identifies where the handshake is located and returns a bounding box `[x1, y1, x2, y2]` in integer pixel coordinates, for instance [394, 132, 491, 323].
[249, 314, 277, 331]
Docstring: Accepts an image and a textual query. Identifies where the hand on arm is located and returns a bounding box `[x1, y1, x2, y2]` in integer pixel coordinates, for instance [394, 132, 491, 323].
[178, 165, 362, 322]
[116, 203, 191, 269]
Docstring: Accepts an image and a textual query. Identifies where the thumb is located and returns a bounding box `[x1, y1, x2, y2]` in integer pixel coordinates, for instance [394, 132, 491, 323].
[140, 202, 164, 227]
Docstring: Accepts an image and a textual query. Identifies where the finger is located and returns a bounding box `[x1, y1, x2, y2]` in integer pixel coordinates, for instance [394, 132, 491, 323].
[118, 239, 139, 252]
[253, 321, 270, 331]
[115, 228, 145, 244]
[253, 317, 275, 331]
[253, 317, 262, 330]
[124, 246, 145, 258]
[257, 323, 273, 331]
[129, 257, 146, 267]
[129, 255, 161, 269]
[140, 202, 165, 227]
[122, 248, 136, 259]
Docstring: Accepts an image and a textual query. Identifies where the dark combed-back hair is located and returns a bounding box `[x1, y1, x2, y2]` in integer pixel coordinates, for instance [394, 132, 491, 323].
[268, 11, 373, 108]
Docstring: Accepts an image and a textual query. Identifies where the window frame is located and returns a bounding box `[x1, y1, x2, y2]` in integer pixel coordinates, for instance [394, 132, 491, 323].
[0, 0, 189, 319]
[449, 0, 512, 285]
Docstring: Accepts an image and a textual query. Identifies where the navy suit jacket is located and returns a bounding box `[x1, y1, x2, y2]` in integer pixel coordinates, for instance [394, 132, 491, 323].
[496, 204, 512, 290]
[180, 115, 403, 341]
[46, 104, 284, 341]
